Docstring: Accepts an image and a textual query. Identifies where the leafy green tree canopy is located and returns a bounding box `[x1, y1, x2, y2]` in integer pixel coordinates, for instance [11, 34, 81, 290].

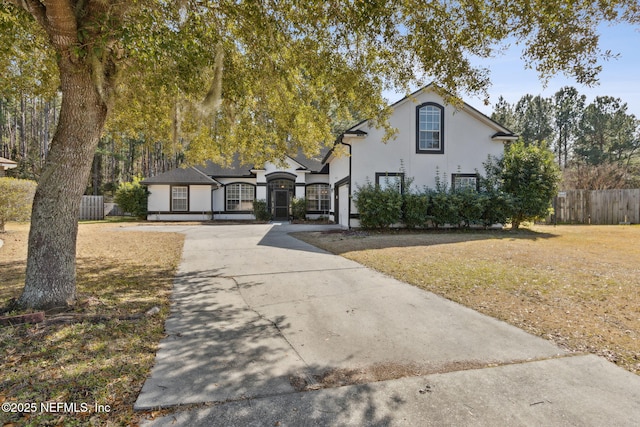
[3, 1, 639, 165]
[575, 96, 639, 166]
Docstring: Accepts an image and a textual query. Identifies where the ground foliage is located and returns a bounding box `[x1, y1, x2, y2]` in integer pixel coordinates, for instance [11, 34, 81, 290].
[0, 222, 184, 426]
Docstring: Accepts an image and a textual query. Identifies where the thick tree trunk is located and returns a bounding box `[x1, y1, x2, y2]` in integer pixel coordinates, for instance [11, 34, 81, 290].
[17, 59, 107, 310]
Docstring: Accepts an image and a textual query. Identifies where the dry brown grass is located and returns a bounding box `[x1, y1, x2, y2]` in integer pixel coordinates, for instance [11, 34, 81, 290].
[294, 225, 640, 375]
[0, 221, 184, 426]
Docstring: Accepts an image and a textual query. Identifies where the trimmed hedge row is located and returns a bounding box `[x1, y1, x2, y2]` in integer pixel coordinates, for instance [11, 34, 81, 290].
[354, 181, 513, 229]
[354, 142, 560, 230]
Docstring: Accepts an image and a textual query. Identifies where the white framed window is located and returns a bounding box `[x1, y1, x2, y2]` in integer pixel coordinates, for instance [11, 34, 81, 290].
[375, 172, 404, 193]
[226, 183, 255, 211]
[416, 103, 444, 153]
[452, 174, 479, 191]
[306, 184, 330, 211]
[171, 186, 188, 211]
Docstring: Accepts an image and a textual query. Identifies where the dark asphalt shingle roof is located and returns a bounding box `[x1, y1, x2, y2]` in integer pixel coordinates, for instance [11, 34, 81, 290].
[141, 167, 217, 185]
[195, 157, 255, 178]
[142, 148, 330, 184]
[289, 148, 331, 173]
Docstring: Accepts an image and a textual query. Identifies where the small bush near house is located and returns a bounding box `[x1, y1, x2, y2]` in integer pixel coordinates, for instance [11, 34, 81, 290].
[354, 181, 403, 228]
[457, 188, 485, 228]
[292, 197, 307, 220]
[0, 177, 37, 232]
[427, 187, 461, 228]
[402, 192, 430, 228]
[114, 177, 148, 219]
[479, 189, 513, 228]
[253, 199, 271, 221]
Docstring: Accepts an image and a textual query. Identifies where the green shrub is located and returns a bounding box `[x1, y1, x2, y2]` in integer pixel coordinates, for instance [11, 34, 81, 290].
[402, 192, 429, 228]
[479, 190, 513, 228]
[252, 199, 271, 221]
[0, 177, 37, 232]
[114, 177, 148, 219]
[291, 197, 307, 220]
[352, 155, 557, 230]
[484, 141, 560, 229]
[427, 188, 461, 228]
[354, 181, 402, 228]
[456, 188, 485, 228]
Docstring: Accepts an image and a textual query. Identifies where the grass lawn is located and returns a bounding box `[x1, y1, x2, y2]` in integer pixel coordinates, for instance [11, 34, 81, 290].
[294, 225, 640, 375]
[0, 222, 184, 426]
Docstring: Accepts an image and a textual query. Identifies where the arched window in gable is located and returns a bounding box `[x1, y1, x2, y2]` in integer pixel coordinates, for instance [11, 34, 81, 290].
[416, 102, 444, 154]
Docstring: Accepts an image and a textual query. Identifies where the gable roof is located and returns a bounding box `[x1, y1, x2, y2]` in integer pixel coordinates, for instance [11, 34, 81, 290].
[350, 83, 516, 136]
[196, 148, 331, 177]
[323, 83, 517, 163]
[0, 156, 18, 168]
[289, 148, 330, 173]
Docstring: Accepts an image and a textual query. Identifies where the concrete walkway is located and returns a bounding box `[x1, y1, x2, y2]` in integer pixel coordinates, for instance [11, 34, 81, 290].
[132, 224, 640, 426]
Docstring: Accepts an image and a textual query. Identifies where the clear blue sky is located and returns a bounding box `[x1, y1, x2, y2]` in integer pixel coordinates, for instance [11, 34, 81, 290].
[385, 22, 640, 119]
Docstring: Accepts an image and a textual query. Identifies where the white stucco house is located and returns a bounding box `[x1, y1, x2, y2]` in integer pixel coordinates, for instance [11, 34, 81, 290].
[0, 156, 17, 177]
[142, 84, 516, 227]
[142, 152, 330, 222]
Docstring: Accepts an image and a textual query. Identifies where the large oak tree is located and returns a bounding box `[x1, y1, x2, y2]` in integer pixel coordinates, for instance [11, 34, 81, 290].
[1, 0, 638, 309]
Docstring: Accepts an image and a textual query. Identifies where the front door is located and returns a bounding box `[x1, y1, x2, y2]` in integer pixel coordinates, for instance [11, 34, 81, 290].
[274, 189, 289, 220]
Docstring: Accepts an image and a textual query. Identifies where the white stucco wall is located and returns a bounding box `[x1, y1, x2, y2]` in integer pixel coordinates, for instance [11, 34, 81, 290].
[147, 184, 212, 213]
[147, 185, 170, 212]
[262, 158, 307, 182]
[213, 213, 256, 220]
[305, 173, 330, 185]
[146, 155, 331, 222]
[190, 185, 212, 211]
[326, 88, 510, 228]
[256, 185, 267, 201]
[349, 90, 505, 194]
[146, 184, 213, 221]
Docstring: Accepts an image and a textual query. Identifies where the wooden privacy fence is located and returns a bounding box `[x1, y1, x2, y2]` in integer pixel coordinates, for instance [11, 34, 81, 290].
[552, 189, 640, 224]
[79, 195, 104, 220]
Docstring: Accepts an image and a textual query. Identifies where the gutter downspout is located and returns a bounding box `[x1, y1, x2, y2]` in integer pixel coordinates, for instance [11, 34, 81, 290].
[335, 134, 352, 230]
[211, 182, 222, 220]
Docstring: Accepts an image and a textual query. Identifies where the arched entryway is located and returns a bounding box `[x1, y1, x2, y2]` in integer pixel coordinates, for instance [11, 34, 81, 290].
[267, 177, 295, 220]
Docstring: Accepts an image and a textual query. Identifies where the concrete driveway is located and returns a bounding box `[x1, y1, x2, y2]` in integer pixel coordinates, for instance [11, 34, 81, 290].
[132, 223, 640, 426]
